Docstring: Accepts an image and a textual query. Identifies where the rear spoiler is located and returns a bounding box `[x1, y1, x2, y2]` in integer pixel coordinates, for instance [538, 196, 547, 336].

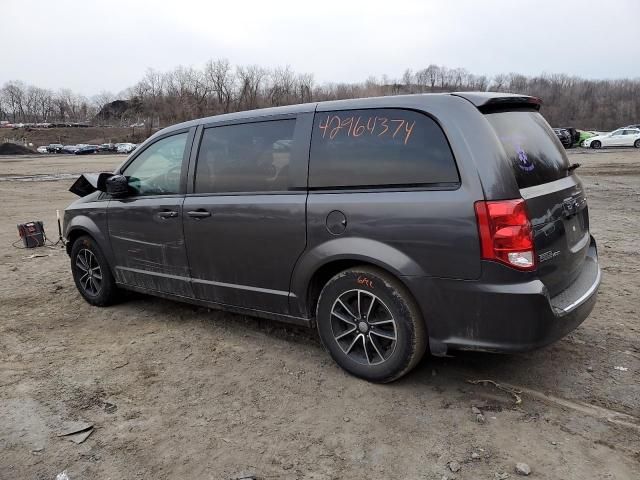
[451, 92, 542, 113]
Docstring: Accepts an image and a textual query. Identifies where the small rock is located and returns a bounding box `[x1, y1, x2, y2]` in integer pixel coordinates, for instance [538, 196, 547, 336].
[282, 463, 293, 470]
[57, 421, 93, 437]
[551, 440, 557, 446]
[476, 413, 486, 424]
[343, 416, 350, 422]
[230, 472, 257, 480]
[495, 473, 509, 480]
[9, 265, 18, 271]
[515, 463, 531, 476]
[471, 406, 481, 415]
[448, 461, 461, 473]
[586, 366, 594, 372]
[471, 452, 481, 460]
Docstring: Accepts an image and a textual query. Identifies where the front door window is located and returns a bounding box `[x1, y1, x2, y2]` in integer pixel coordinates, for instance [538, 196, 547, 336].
[123, 133, 188, 195]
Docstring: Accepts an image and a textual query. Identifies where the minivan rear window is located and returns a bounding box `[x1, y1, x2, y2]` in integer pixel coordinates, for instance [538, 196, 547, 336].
[486, 111, 570, 189]
[309, 108, 459, 188]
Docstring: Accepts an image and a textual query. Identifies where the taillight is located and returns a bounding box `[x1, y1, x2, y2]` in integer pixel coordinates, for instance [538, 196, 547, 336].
[474, 199, 536, 271]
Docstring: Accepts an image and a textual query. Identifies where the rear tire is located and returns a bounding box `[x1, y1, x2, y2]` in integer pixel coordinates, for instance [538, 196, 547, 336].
[591, 140, 601, 149]
[316, 266, 427, 383]
[634, 139, 640, 148]
[70, 235, 119, 306]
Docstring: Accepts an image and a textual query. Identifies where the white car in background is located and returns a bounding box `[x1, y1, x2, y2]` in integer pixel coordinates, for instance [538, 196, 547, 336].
[582, 128, 640, 149]
[116, 143, 137, 154]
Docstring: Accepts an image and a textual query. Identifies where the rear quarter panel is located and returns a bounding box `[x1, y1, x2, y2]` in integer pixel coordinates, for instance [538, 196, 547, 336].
[291, 95, 501, 316]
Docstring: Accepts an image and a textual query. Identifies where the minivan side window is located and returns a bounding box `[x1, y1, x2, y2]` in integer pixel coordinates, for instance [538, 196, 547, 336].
[195, 119, 295, 193]
[122, 132, 188, 195]
[309, 109, 459, 188]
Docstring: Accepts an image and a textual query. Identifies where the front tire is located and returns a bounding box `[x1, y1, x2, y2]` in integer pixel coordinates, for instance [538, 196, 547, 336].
[591, 140, 601, 149]
[70, 235, 119, 306]
[634, 139, 640, 148]
[316, 266, 427, 383]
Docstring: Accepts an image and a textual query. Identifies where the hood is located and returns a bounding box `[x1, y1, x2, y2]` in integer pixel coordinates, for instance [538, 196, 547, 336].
[585, 134, 606, 142]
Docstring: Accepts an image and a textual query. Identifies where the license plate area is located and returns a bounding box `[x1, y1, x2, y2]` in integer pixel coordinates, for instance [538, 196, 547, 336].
[565, 214, 585, 247]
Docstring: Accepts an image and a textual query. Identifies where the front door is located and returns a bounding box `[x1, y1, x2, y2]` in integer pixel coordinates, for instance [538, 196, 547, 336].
[183, 116, 310, 314]
[108, 129, 194, 297]
[609, 129, 625, 146]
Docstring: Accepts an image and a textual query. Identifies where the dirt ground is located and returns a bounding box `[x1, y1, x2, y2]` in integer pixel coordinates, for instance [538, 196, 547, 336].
[1, 149, 639, 480]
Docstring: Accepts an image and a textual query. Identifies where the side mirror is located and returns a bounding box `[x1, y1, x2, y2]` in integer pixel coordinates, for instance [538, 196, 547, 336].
[99, 173, 129, 196]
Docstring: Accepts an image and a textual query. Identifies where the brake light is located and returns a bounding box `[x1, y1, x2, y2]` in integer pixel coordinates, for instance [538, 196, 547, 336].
[474, 199, 536, 271]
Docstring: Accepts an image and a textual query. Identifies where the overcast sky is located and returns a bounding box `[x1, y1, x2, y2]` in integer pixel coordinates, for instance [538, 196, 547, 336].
[2, 0, 638, 96]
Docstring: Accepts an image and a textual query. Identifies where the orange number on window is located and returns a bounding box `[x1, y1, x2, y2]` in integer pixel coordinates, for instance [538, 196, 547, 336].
[404, 120, 416, 144]
[352, 116, 365, 136]
[318, 115, 331, 138]
[377, 117, 389, 136]
[328, 115, 342, 139]
[366, 116, 376, 134]
[391, 119, 405, 139]
[341, 116, 354, 137]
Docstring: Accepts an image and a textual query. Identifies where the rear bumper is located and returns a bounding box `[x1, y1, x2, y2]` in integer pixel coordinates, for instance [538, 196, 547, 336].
[409, 236, 601, 355]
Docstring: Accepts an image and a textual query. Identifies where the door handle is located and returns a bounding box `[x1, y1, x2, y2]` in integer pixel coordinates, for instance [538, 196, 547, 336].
[157, 210, 179, 219]
[187, 209, 211, 219]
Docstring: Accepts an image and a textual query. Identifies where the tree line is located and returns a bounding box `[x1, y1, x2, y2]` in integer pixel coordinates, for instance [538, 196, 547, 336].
[2, 60, 639, 131]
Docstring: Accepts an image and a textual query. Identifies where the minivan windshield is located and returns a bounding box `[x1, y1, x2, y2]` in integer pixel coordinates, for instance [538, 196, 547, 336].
[486, 111, 570, 189]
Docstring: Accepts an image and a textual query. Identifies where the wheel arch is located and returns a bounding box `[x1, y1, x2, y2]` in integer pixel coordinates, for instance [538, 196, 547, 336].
[290, 239, 426, 320]
[64, 215, 115, 273]
[65, 226, 92, 255]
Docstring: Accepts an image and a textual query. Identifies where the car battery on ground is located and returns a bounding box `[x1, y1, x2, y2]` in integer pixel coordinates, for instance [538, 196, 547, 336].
[17, 221, 46, 248]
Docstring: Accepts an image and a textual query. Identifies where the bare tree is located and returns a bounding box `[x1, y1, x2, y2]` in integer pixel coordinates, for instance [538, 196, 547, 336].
[4, 60, 640, 131]
[1, 81, 27, 122]
[204, 59, 235, 113]
[236, 65, 266, 110]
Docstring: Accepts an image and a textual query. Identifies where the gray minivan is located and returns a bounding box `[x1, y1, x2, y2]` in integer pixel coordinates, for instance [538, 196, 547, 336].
[65, 92, 601, 382]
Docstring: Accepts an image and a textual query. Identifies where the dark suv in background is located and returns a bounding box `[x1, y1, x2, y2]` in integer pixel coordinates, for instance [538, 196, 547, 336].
[553, 128, 573, 148]
[65, 92, 601, 382]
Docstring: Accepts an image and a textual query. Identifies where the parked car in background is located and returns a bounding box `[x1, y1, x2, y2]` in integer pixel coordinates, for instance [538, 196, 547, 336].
[116, 142, 137, 153]
[625, 124, 640, 129]
[553, 128, 572, 148]
[36, 146, 49, 153]
[559, 127, 580, 146]
[62, 145, 80, 154]
[65, 92, 600, 383]
[578, 130, 596, 145]
[47, 143, 64, 153]
[582, 128, 640, 149]
[75, 145, 101, 155]
[99, 143, 116, 152]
